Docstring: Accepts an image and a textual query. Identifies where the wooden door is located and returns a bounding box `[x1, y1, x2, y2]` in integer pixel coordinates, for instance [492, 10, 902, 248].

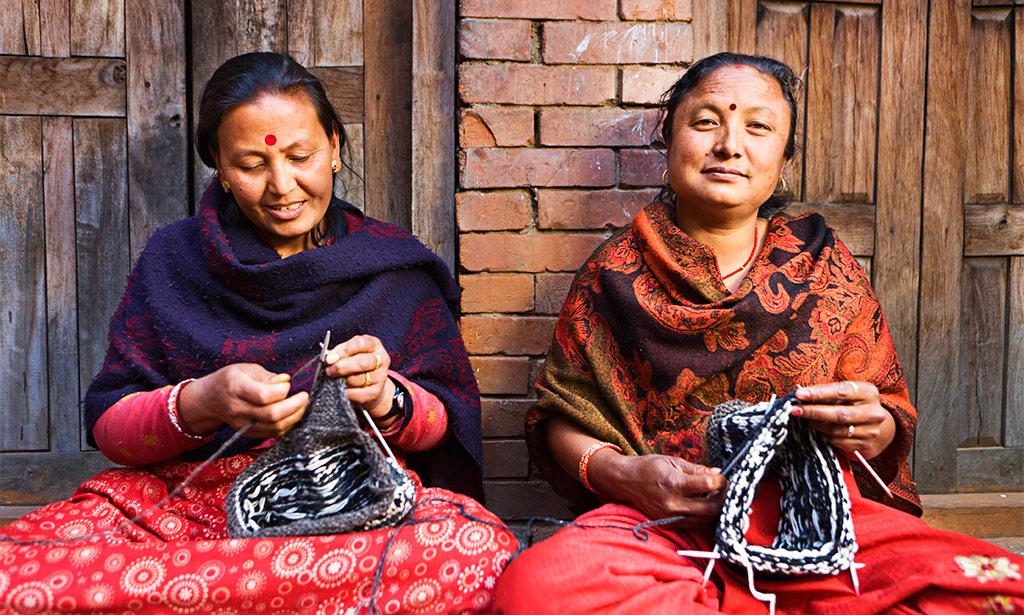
[0, 0, 454, 520]
[721, 0, 1023, 493]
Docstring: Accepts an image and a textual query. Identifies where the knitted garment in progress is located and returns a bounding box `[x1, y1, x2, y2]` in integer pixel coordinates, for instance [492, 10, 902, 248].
[226, 361, 416, 538]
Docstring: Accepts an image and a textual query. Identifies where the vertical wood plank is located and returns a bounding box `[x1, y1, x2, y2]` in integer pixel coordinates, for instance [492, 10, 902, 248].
[287, 0, 315, 66]
[727, 0, 757, 55]
[960, 258, 1006, 448]
[804, 3, 835, 203]
[126, 0, 188, 260]
[755, 2, 808, 203]
[22, 0, 42, 56]
[0, 116, 47, 452]
[364, 0, 413, 230]
[412, 0, 456, 270]
[1013, 8, 1023, 203]
[336, 123, 365, 209]
[39, 0, 71, 57]
[0, 1, 27, 54]
[1006, 257, 1023, 447]
[315, 0, 363, 66]
[832, 6, 879, 203]
[236, 0, 287, 53]
[42, 117, 80, 453]
[916, 0, 970, 492]
[74, 119, 129, 443]
[70, 0, 125, 57]
[964, 8, 1012, 204]
[874, 0, 928, 405]
[692, 0, 729, 60]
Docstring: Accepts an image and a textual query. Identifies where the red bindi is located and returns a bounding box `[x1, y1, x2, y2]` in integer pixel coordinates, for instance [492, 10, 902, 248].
[729, 103, 737, 110]
[264, 134, 277, 146]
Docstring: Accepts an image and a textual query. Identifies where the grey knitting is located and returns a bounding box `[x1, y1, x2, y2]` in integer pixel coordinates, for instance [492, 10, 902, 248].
[226, 361, 415, 538]
[707, 394, 857, 576]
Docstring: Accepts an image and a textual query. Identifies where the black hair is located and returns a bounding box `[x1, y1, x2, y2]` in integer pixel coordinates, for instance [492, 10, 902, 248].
[655, 52, 801, 218]
[196, 52, 349, 246]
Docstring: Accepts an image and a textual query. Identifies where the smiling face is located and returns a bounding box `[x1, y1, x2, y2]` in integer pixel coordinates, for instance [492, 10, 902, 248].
[212, 92, 340, 258]
[665, 65, 791, 225]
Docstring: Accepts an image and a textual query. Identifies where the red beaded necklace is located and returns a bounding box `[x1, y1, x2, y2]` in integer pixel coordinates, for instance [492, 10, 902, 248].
[721, 227, 759, 280]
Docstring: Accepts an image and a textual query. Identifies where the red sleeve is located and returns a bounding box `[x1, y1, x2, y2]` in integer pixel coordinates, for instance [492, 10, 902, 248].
[381, 371, 449, 452]
[93, 384, 213, 466]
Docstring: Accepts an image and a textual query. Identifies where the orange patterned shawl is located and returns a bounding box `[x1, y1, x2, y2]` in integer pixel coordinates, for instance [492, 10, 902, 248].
[527, 202, 921, 515]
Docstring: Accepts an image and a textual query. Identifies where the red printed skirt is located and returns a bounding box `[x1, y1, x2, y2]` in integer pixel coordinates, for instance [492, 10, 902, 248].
[0, 453, 516, 615]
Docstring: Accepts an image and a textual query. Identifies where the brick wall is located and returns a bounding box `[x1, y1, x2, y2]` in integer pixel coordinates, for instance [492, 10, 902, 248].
[456, 0, 694, 519]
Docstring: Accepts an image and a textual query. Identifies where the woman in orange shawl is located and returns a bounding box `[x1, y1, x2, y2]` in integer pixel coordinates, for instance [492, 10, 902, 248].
[494, 53, 1022, 614]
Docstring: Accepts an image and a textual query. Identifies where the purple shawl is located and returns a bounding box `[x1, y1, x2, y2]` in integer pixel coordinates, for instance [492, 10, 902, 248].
[84, 182, 483, 499]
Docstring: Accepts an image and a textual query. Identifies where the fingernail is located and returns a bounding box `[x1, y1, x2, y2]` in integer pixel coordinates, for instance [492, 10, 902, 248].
[795, 389, 808, 400]
[791, 407, 803, 416]
[326, 353, 338, 363]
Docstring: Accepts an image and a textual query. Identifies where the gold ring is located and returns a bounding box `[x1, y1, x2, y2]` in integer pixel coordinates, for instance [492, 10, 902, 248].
[847, 424, 855, 437]
[373, 352, 383, 371]
[363, 372, 372, 388]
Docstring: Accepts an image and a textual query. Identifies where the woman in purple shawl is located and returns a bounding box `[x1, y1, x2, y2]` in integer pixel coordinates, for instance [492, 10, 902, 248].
[0, 53, 515, 615]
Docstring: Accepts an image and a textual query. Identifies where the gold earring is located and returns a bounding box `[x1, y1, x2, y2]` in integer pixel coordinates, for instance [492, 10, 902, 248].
[221, 180, 231, 192]
[661, 169, 670, 188]
[331, 160, 339, 173]
[772, 176, 787, 197]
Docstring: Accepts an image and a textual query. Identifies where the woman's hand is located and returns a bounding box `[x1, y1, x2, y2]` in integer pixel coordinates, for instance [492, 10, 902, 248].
[793, 381, 895, 460]
[324, 334, 396, 419]
[589, 451, 727, 526]
[176, 363, 308, 439]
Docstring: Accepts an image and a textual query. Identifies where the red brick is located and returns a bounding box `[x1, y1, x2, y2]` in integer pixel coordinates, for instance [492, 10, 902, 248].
[460, 233, 606, 272]
[460, 0, 616, 20]
[482, 440, 530, 478]
[621, 0, 692, 21]
[458, 64, 616, 105]
[460, 148, 615, 188]
[459, 19, 532, 61]
[622, 65, 684, 104]
[461, 316, 557, 355]
[470, 356, 531, 395]
[483, 480, 572, 519]
[460, 273, 535, 313]
[621, 148, 667, 186]
[457, 190, 532, 231]
[543, 22, 692, 64]
[537, 189, 658, 229]
[535, 272, 576, 314]
[539, 107, 661, 147]
[459, 108, 534, 148]
[481, 398, 535, 437]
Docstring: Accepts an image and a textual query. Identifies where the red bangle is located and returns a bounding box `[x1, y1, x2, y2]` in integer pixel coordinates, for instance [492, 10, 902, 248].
[578, 442, 622, 494]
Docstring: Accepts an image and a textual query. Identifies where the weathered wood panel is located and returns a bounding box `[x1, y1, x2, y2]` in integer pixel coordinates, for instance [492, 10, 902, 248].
[0, 117, 47, 452]
[873, 0, 927, 403]
[916, 0, 970, 492]
[412, 0, 457, 271]
[70, 0, 125, 57]
[336, 123, 365, 209]
[784, 202, 875, 256]
[315, 0, 363, 66]
[692, 0, 728, 59]
[960, 258, 1006, 448]
[1, 453, 114, 507]
[364, 0, 413, 230]
[287, 0, 315, 65]
[0, 0, 41, 55]
[965, 8, 1012, 204]
[956, 447, 1024, 491]
[237, 0, 287, 52]
[0, 57, 126, 117]
[39, 0, 70, 57]
[74, 119, 130, 439]
[308, 66, 365, 123]
[1014, 8, 1023, 202]
[126, 0, 189, 259]
[804, 3, 834, 205]
[754, 2, 807, 201]
[964, 204, 1024, 255]
[43, 117, 81, 453]
[728, 0, 757, 55]
[1006, 257, 1023, 447]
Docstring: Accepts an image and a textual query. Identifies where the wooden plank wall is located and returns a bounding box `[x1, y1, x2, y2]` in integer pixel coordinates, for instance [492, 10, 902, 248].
[735, 0, 1023, 493]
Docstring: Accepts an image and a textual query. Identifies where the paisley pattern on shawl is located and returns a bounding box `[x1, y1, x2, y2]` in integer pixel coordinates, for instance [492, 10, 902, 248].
[528, 202, 920, 514]
[84, 181, 483, 499]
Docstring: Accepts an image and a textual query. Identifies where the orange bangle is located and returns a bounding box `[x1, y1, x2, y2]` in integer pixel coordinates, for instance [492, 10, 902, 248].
[578, 442, 622, 494]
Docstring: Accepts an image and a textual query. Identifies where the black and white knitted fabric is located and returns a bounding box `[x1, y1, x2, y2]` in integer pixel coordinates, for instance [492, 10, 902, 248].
[706, 393, 857, 576]
[225, 361, 416, 538]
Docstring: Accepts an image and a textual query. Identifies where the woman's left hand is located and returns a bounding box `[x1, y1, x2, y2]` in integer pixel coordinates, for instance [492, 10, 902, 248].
[793, 381, 895, 460]
[324, 334, 396, 419]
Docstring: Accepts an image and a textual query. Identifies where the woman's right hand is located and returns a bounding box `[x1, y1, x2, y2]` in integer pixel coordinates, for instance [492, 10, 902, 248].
[176, 363, 309, 439]
[589, 451, 727, 525]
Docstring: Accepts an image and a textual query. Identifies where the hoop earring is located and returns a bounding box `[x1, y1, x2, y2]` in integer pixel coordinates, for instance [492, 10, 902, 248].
[772, 176, 787, 197]
[662, 169, 670, 188]
[221, 180, 231, 193]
